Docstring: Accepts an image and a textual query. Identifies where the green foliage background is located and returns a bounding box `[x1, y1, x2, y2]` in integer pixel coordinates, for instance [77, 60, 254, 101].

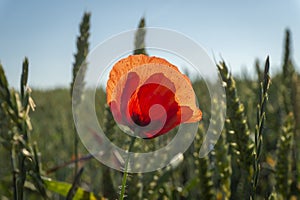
[0, 14, 300, 200]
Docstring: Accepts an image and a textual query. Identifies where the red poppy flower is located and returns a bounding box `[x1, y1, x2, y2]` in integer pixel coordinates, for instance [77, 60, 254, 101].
[106, 54, 202, 139]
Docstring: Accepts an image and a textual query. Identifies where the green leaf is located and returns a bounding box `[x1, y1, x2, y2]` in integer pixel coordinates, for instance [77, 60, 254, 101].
[43, 178, 98, 200]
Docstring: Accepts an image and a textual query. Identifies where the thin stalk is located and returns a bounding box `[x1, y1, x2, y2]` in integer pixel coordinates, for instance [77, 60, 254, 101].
[11, 143, 18, 200]
[119, 137, 136, 200]
[74, 132, 79, 177]
[66, 167, 84, 200]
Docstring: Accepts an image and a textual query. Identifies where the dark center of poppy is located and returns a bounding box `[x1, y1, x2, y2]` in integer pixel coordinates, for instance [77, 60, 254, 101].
[131, 111, 151, 126]
[128, 83, 180, 132]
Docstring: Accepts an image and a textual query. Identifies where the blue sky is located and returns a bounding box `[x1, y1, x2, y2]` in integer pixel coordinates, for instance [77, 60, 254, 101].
[0, 1, 299, 88]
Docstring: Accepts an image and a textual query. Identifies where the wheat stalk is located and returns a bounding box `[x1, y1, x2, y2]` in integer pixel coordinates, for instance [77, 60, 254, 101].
[70, 12, 90, 176]
[252, 56, 271, 198]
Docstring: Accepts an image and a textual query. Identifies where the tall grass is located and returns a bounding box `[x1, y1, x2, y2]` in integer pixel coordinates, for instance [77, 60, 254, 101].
[0, 59, 46, 199]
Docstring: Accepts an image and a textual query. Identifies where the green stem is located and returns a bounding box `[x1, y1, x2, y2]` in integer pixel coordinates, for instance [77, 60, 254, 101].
[119, 137, 136, 200]
[11, 143, 18, 200]
[74, 127, 79, 176]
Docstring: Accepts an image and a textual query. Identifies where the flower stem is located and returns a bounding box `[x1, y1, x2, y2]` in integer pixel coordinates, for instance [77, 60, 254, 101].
[119, 137, 136, 200]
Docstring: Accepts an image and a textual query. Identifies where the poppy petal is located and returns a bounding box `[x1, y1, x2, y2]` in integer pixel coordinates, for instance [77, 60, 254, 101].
[109, 72, 140, 127]
[119, 72, 140, 125]
[106, 54, 202, 139]
[107, 54, 180, 105]
[109, 100, 122, 124]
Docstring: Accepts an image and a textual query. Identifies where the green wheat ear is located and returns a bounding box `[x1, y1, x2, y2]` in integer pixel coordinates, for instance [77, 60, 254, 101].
[71, 12, 90, 100]
[281, 29, 300, 196]
[133, 17, 148, 56]
[276, 30, 298, 198]
[282, 29, 296, 114]
[217, 61, 253, 199]
[252, 56, 271, 198]
[275, 112, 295, 199]
[70, 12, 90, 176]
